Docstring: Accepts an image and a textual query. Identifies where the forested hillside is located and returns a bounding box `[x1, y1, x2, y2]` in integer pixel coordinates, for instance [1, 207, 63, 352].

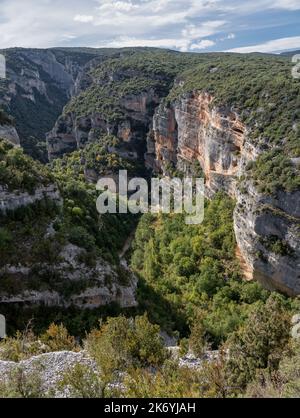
[0, 47, 299, 398]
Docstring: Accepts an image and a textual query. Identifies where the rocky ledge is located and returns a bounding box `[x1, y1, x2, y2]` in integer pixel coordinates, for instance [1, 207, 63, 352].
[0, 243, 138, 309]
[0, 184, 61, 214]
[0, 124, 20, 146]
[0, 351, 97, 397]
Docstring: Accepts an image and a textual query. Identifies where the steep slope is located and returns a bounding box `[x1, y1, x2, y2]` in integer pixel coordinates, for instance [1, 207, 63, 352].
[148, 54, 300, 295]
[0, 139, 137, 328]
[46, 50, 205, 162]
[0, 109, 20, 146]
[0, 48, 101, 160]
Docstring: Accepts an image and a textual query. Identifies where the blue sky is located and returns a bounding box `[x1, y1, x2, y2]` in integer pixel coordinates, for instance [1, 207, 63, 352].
[0, 0, 300, 52]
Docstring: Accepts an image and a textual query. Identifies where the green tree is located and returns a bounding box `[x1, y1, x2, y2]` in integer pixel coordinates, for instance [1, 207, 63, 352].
[226, 294, 291, 390]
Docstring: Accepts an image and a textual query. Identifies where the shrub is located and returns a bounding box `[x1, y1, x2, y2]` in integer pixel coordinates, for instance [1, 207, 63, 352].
[40, 323, 78, 352]
[59, 364, 104, 398]
[85, 315, 168, 382]
[226, 294, 291, 390]
[68, 226, 96, 251]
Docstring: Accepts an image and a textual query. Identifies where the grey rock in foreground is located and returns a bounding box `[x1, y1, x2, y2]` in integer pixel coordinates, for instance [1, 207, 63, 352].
[0, 351, 97, 398]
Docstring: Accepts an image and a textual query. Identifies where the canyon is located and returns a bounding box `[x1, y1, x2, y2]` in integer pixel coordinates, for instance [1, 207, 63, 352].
[148, 91, 299, 296]
[0, 48, 299, 309]
[46, 80, 299, 296]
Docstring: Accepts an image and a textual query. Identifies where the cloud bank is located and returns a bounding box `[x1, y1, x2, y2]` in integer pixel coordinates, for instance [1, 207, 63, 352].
[0, 0, 299, 52]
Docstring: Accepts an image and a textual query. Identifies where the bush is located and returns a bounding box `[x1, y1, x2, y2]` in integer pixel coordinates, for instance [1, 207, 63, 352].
[59, 364, 104, 398]
[0, 227, 12, 250]
[68, 226, 96, 251]
[40, 323, 78, 352]
[0, 366, 46, 398]
[226, 294, 291, 390]
[85, 315, 168, 382]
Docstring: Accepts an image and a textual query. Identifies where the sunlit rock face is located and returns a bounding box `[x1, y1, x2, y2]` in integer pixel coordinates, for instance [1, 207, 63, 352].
[149, 92, 252, 196]
[149, 91, 300, 296]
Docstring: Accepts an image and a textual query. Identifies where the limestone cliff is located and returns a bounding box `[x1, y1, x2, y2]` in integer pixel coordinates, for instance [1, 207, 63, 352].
[0, 243, 137, 309]
[46, 49, 195, 162]
[0, 184, 61, 214]
[0, 48, 99, 159]
[148, 91, 300, 296]
[0, 124, 20, 146]
[47, 90, 160, 161]
[148, 91, 255, 196]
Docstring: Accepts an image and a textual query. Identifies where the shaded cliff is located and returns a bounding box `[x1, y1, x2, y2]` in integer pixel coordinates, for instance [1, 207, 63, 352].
[0, 48, 102, 160]
[0, 110, 20, 146]
[0, 139, 137, 312]
[46, 50, 204, 162]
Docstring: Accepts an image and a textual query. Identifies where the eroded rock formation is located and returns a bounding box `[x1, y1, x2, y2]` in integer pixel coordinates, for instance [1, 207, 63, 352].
[0, 124, 20, 146]
[0, 184, 61, 214]
[0, 242, 137, 309]
[47, 90, 161, 161]
[148, 91, 300, 296]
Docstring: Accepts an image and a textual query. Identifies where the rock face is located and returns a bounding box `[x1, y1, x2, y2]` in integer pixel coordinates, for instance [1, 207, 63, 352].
[0, 242, 137, 309]
[0, 351, 97, 397]
[0, 48, 97, 155]
[0, 184, 61, 214]
[0, 124, 20, 146]
[148, 92, 257, 196]
[148, 91, 300, 296]
[47, 90, 161, 161]
[234, 187, 300, 296]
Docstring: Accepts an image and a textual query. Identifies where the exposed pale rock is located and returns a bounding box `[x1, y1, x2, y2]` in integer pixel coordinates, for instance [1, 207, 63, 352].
[47, 88, 161, 161]
[0, 184, 61, 214]
[0, 125, 20, 146]
[149, 91, 300, 296]
[0, 243, 138, 309]
[0, 351, 97, 397]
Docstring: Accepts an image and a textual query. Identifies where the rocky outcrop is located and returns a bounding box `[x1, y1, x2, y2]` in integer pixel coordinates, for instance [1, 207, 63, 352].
[0, 125, 20, 146]
[0, 243, 138, 309]
[47, 90, 161, 161]
[0, 351, 97, 397]
[0, 184, 61, 214]
[234, 186, 300, 296]
[149, 91, 300, 296]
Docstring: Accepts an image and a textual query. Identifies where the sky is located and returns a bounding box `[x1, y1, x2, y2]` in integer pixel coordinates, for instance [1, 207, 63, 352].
[0, 0, 300, 53]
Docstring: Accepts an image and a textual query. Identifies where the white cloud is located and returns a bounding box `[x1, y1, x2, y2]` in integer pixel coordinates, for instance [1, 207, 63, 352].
[272, 0, 300, 10]
[228, 36, 300, 53]
[99, 35, 191, 51]
[190, 39, 216, 50]
[218, 32, 235, 41]
[182, 21, 226, 39]
[0, 0, 298, 52]
[97, 0, 138, 13]
[74, 15, 94, 23]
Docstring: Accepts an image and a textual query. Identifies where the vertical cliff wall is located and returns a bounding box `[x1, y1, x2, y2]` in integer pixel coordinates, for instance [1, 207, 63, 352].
[149, 91, 300, 296]
[47, 90, 161, 161]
